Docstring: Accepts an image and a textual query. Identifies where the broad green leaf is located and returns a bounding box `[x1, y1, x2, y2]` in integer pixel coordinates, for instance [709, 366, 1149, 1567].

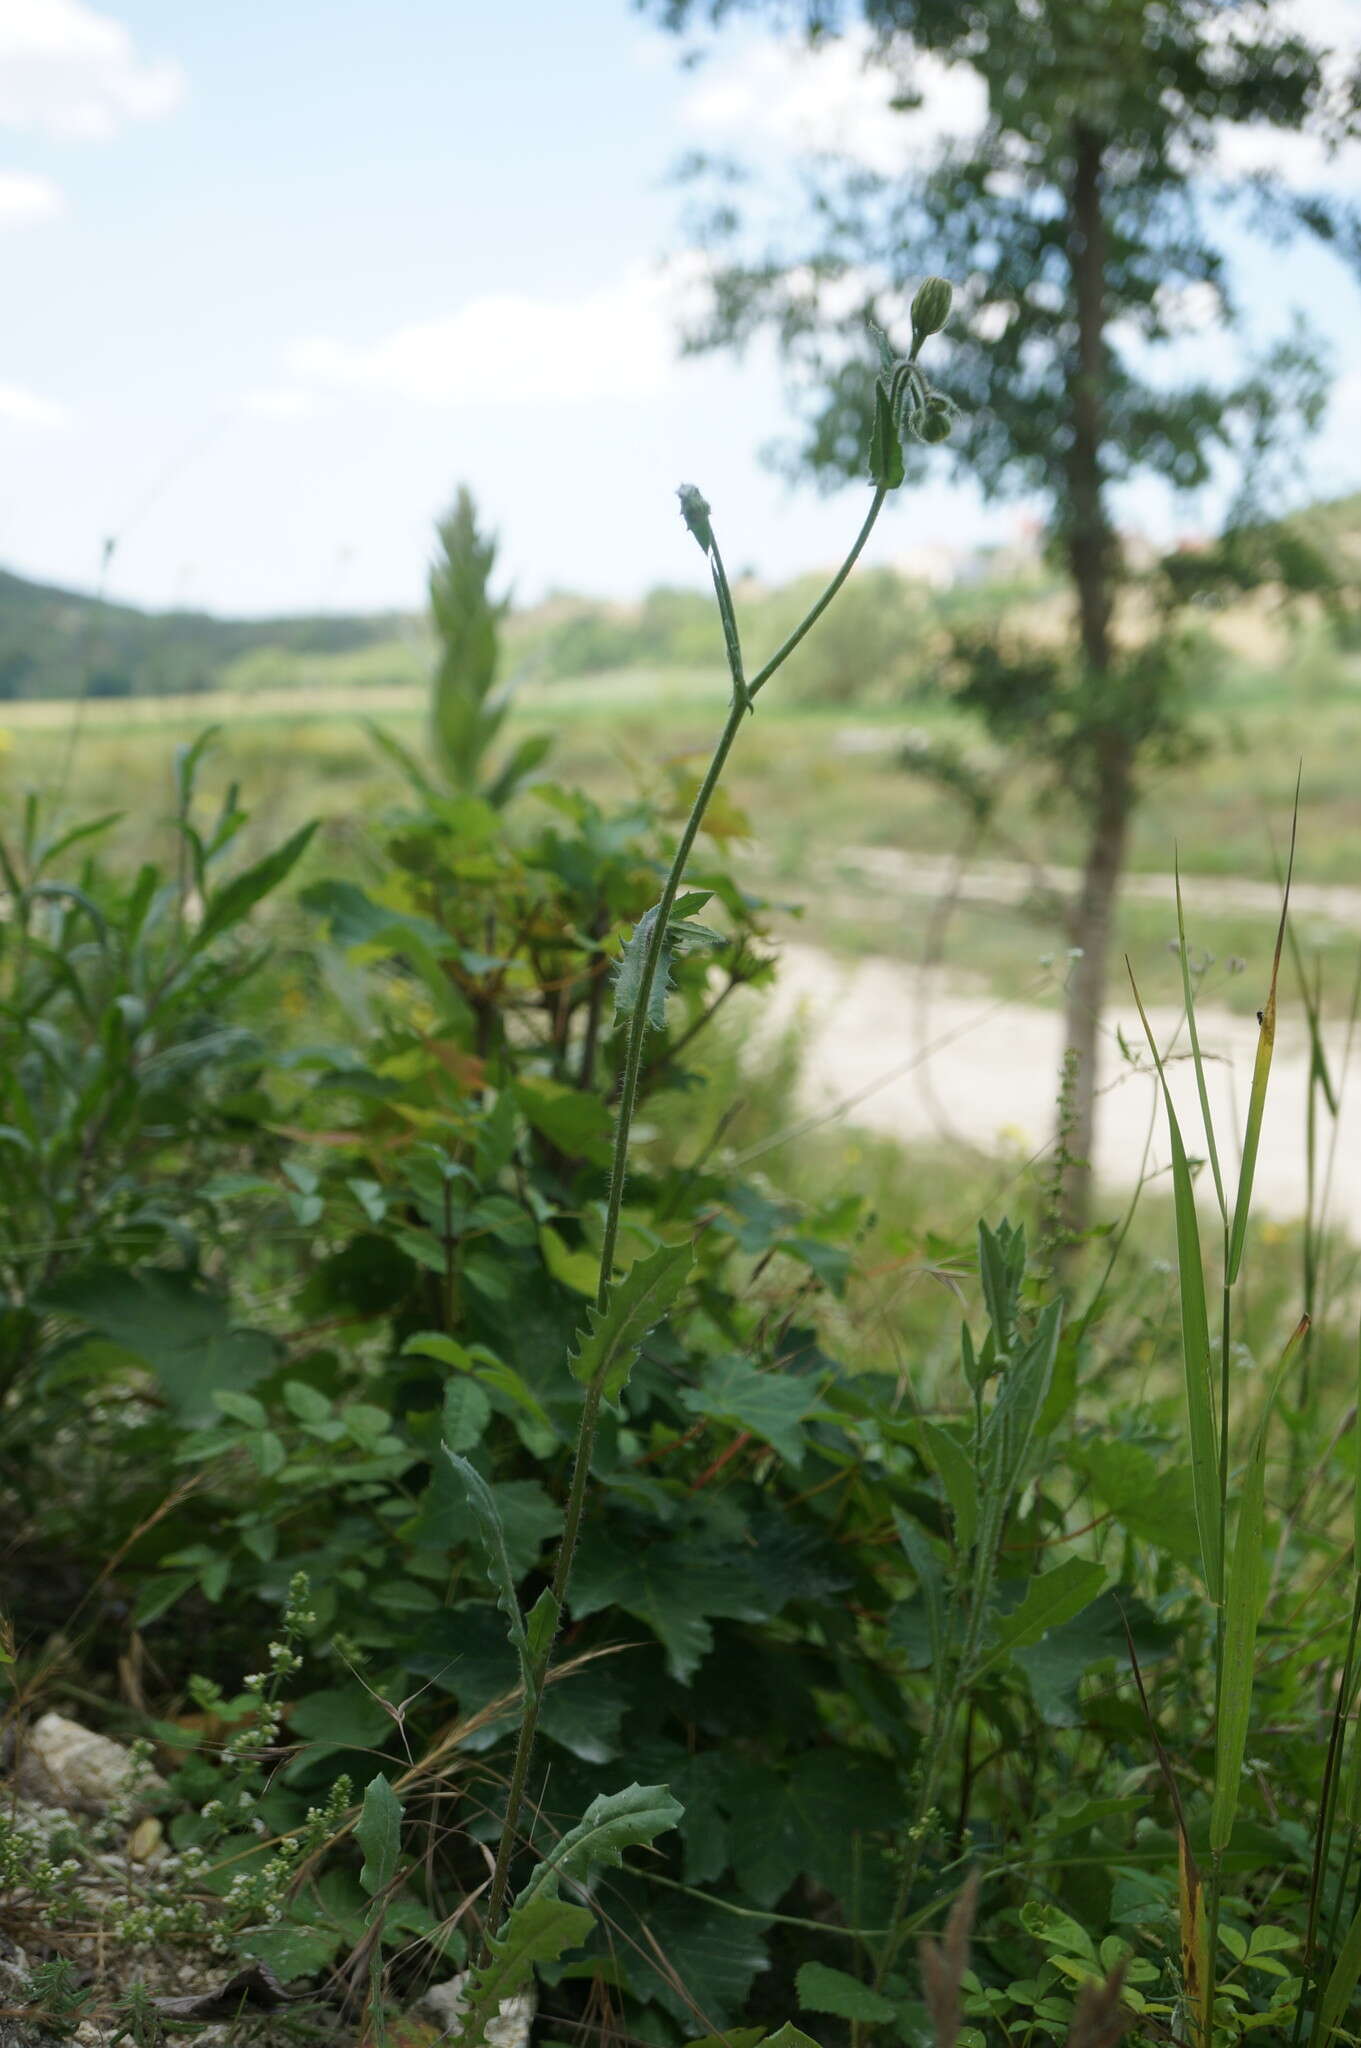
[678, 1353, 820, 1467]
[404, 1333, 553, 1433]
[568, 1243, 693, 1403]
[974, 1558, 1107, 1676]
[892, 1509, 945, 1682]
[758, 2029, 822, 2048]
[515, 1076, 613, 1166]
[520, 1781, 684, 1906]
[464, 1892, 594, 2023]
[1127, 967, 1221, 1601]
[240, 1919, 344, 1982]
[796, 1961, 895, 2023]
[1069, 1438, 1201, 1575]
[539, 1223, 601, 1298]
[357, 1773, 403, 1899]
[442, 1375, 492, 1454]
[194, 821, 317, 950]
[569, 1527, 768, 1682]
[920, 1419, 978, 1551]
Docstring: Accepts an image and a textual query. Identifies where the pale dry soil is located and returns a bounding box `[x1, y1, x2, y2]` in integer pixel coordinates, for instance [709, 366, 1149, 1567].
[759, 939, 1361, 1234]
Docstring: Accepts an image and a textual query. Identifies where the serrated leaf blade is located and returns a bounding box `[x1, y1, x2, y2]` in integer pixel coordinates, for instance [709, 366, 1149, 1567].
[568, 1243, 693, 1402]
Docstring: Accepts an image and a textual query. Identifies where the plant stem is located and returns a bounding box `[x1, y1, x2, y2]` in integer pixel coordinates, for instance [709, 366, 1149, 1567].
[475, 485, 889, 1964]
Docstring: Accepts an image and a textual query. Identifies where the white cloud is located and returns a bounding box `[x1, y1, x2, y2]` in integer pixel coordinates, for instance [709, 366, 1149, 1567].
[0, 166, 62, 224]
[287, 267, 696, 408]
[0, 379, 70, 428]
[678, 27, 985, 174]
[0, 0, 184, 140]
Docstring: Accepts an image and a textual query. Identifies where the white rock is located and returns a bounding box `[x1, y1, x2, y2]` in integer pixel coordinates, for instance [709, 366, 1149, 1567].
[416, 1971, 535, 2048]
[12, 1713, 165, 1814]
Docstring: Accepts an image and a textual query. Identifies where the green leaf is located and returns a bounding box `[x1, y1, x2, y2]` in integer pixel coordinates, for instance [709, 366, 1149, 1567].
[759, 2029, 823, 2048]
[1210, 1426, 1266, 1857]
[357, 1773, 404, 1899]
[520, 1781, 684, 1907]
[515, 1076, 614, 1166]
[467, 1892, 595, 2020]
[892, 1510, 945, 1682]
[920, 1419, 978, 1551]
[796, 1961, 895, 2023]
[974, 1558, 1108, 1676]
[194, 822, 317, 950]
[981, 1298, 1062, 1504]
[442, 1450, 530, 1674]
[678, 1353, 820, 1467]
[443, 1375, 492, 1454]
[612, 901, 670, 1030]
[240, 1919, 345, 1982]
[1228, 799, 1295, 1283]
[539, 1224, 601, 1298]
[869, 377, 904, 489]
[569, 1527, 768, 1682]
[1126, 968, 1222, 1601]
[37, 1266, 278, 1423]
[1317, 1892, 1361, 2045]
[300, 876, 453, 956]
[568, 1243, 693, 1403]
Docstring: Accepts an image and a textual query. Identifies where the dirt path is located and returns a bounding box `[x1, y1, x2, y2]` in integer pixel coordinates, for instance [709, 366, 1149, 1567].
[758, 941, 1361, 1234]
[825, 845, 1361, 930]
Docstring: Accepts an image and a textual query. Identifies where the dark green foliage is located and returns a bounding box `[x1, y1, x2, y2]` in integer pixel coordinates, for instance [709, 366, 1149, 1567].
[0, 561, 405, 702]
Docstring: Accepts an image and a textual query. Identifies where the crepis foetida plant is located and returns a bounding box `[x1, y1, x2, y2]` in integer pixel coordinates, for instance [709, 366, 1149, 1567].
[441, 277, 959, 2043]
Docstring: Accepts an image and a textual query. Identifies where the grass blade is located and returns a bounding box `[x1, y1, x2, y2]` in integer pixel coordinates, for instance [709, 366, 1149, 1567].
[1227, 778, 1299, 1284]
[1175, 856, 1227, 1228]
[1210, 1316, 1307, 1855]
[1127, 962, 1221, 1601]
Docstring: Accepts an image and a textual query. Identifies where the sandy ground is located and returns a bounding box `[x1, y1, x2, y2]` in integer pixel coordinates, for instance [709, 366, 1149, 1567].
[759, 941, 1361, 1234]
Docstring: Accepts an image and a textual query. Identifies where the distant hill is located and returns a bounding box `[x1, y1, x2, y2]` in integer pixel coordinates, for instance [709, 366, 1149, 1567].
[0, 564, 421, 702]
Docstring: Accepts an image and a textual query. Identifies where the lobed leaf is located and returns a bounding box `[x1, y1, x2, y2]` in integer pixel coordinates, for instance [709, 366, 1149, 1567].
[568, 1242, 693, 1403]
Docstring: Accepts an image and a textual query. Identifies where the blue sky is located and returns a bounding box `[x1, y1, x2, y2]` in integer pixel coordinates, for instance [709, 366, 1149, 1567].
[2, 0, 1360, 618]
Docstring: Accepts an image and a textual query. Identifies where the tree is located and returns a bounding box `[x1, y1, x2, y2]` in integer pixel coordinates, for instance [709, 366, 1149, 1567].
[642, 0, 1361, 1233]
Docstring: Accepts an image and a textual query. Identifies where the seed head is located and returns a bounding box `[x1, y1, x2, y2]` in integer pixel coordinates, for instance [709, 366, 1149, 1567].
[911, 275, 953, 351]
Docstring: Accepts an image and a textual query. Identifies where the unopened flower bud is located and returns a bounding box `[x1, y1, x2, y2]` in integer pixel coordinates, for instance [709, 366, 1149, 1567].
[919, 397, 954, 444]
[676, 483, 714, 555]
[910, 276, 953, 349]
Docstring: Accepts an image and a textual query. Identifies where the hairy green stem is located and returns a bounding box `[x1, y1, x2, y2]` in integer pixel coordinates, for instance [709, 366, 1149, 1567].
[475, 485, 889, 1965]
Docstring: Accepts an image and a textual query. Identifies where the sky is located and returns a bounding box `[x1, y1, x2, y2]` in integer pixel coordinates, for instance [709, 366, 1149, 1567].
[2, 0, 1361, 620]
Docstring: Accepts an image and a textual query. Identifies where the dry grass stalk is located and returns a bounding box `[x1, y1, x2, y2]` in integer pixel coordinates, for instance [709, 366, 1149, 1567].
[1063, 1962, 1131, 2048]
[917, 1869, 980, 2048]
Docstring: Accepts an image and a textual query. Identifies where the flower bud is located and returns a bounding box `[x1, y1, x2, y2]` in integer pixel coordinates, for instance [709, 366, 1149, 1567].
[910, 276, 953, 349]
[918, 396, 954, 444]
[676, 483, 714, 555]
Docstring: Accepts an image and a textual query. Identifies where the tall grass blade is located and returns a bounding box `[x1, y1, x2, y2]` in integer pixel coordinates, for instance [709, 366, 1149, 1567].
[1227, 780, 1299, 1284]
[1175, 856, 1227, 1227]
[1127, 965, 1221, 1600]
[1210, 1315, 1308, 1854]
[1315, 1896, 1361, 2047]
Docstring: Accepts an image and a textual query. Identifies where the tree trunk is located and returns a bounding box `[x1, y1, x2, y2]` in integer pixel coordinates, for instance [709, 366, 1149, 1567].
[1060, 733, 1134, 1236]
[1058, 123, 1126, 1239]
